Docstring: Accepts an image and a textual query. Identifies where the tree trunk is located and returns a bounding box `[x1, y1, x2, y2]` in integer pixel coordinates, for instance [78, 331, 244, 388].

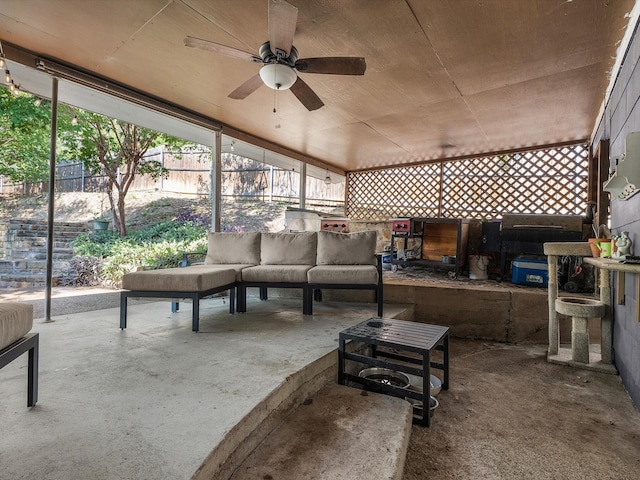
[117, 190, 127, 237]
[106, 181, 127, 236]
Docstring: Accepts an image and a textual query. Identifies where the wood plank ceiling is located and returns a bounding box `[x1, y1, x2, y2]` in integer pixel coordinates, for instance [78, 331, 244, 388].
[0, 0, 636, 173]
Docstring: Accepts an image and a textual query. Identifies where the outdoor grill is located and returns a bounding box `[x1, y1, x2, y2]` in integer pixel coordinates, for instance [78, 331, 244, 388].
[500, 214, 583, 242]
[284, 207, 349, 232]
[498, 214, 584, 280]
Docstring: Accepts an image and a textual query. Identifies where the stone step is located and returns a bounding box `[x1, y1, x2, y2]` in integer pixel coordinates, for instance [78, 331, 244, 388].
[5, 228, 89, 239]
[6, 249, 74, 260]
[0, 259, 70, 274]
[10, 230, 87, 239]
[8, 218, 88, 228]
[2, 239, 75, 249]
[228, 383, 412, 480]
[0, 273, 63, 288]
[9, 221, 88, 228]
[0, 219, 89, 283]
[7, 245, 75, 254]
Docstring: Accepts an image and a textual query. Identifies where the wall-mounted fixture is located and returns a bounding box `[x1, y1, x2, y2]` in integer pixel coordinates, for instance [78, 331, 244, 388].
[603, 131, 640, 201]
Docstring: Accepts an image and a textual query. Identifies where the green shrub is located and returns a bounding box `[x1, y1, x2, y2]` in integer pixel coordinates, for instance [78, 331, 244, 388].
[71, 221, 209, 286]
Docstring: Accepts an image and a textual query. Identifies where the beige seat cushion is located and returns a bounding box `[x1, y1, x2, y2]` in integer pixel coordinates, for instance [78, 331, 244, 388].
[307, 265, 379, 285]
[316, 230, 377, 265]
[189, 263, 254, 282]
[241, 265, 313, 283]
[122, 267, 236, 292]
[260, 232, 317, 265]
[0, 302, 34, 351]
[205, 232, 261, 265]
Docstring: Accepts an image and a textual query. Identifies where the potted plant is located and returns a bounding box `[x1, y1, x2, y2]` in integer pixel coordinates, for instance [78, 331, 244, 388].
[588, 224, 612, 258]
[92, 218, 109, 231]
[92, 194, 110, 230]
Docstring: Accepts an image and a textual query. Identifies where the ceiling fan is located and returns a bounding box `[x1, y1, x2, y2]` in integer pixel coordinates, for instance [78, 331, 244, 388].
[184, 0, 366, 111]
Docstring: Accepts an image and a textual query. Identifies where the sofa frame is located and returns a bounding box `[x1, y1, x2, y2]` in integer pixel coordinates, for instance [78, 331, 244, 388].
[120, 283, 236, 332]
[0, 332, 39, 406]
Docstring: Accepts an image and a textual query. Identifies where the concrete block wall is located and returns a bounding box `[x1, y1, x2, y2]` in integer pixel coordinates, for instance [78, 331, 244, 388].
[592, 17, 640, 409]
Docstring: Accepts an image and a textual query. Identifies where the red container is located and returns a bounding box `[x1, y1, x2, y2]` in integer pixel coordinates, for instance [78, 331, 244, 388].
[392, 219, 411, 233]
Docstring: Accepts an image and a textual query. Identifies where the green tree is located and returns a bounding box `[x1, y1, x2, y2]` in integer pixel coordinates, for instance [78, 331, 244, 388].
[64, 112, 185, 236]
[1, 89, 78, 183]
[2, 88, 189, 237]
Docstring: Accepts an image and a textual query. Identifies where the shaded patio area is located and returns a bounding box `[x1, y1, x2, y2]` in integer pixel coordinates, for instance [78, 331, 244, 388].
[0, 294, 404, 479]
[2, 288, 640, 479]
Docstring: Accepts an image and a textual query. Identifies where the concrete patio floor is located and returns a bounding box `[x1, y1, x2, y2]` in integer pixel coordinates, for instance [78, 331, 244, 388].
[2, 285, 640, 479]
[0, 293, 407, 479]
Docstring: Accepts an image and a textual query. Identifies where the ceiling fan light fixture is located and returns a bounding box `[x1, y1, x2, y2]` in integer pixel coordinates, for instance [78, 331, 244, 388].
[259, 64, 296, 90]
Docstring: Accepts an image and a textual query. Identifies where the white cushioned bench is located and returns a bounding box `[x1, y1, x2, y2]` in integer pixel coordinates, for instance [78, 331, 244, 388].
[0, 302, 38, 407]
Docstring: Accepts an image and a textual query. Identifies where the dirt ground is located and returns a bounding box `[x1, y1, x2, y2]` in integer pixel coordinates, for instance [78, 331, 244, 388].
[403, 340, 640, 479]
[0, 191, 288, 232]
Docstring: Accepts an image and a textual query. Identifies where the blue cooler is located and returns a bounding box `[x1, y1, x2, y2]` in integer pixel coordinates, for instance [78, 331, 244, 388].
[511, 256, 549, 287]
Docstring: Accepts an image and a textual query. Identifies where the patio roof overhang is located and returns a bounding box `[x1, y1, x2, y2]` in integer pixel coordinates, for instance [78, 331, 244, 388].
[1, 0, 638, 174]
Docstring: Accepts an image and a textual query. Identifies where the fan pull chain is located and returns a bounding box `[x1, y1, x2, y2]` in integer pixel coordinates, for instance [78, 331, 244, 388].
[273, 86, 277, 114]
[274, 88, 281, 129]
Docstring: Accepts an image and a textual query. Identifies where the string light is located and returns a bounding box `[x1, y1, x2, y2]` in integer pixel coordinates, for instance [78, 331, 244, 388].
[230, 140, 235, 152]
[324, 170, 331, 185]
[71, 115, 78, 125]
[34, 97, 42, 106]
[1, 41, 19, 95]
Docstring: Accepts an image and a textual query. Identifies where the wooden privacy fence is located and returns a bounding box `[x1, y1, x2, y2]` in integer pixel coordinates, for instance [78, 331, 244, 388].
[0, 147, 345, 209]
[346, 143, 590, 220]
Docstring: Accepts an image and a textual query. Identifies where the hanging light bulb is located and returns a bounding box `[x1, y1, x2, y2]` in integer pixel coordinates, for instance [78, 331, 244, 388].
[230, 140, 235, 152]
[10, 82, 19, 95]
[4, 70, 11, 83]
[34, 97, 42, 107]
[71, 115, 78, 126]
[324, 171, 331, 185]
[0, 56, 5, 69]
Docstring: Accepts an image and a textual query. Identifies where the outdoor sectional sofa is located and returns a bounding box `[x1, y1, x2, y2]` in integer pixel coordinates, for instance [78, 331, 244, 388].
[120, 230, 383, 332]
[0, 302, 38, 407]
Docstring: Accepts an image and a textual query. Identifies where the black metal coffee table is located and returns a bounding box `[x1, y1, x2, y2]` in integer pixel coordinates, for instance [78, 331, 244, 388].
[338, 317, 449, 426]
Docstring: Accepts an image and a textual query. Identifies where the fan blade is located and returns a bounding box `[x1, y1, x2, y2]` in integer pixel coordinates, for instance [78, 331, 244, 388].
[228, 74, 264, 99]
[289, 77, 324, 111]
[269, 0, 298, 57]
[185, 36, 257, 62]
[296, 57, 367, 75]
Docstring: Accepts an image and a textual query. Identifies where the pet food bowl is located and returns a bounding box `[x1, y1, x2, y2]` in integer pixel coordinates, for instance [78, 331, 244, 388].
[358, 367, 411, 388]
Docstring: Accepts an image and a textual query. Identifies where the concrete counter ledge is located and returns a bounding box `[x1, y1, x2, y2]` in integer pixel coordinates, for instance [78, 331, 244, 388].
[584, 257, 640, 323]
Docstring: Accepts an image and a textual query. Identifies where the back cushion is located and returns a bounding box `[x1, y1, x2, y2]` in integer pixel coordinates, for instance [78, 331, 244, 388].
[317, 230, 377, 265]
[261, 232, 317, 265]
[205, 232, 261, 265]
